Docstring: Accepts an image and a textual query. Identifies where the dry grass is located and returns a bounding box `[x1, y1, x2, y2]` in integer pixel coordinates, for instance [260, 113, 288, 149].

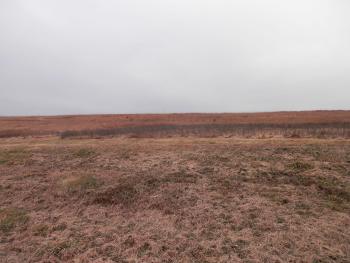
[0, 148, 30, 165]
[59, 122, 350, 139]
[0, 111, 349, 138]
[288, 161, 314, 172]
[60, 175, 99, 193]
[72, 148, 95, 158]
[0, 136, 349, 262]
[32, 224, 50, 237]
[0, 208, 29, 233]
[94, 182, 138, 206]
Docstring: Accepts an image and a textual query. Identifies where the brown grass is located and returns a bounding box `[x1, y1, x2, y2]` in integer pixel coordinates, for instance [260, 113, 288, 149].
[0, 208, 29, 233]
[0, 111, 349, 138]
[61, 175, 99, 193]
[0, 148, 31, 165]
[0, 135, 349, 262]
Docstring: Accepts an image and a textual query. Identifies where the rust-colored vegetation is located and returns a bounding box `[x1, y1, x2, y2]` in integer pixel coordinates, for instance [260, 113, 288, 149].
[0, 112, 349, 262]
[0, 111, 349, 139]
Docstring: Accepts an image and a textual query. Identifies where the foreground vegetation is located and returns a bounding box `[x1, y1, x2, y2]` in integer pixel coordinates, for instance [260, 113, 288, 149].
[0, 136, 349, 262]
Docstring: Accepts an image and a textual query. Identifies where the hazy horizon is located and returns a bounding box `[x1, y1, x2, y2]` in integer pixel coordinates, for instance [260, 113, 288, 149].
[1, 0, 350, 116]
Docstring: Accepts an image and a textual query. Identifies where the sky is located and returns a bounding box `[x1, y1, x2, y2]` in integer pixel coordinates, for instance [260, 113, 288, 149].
[0, 0, 349, 116]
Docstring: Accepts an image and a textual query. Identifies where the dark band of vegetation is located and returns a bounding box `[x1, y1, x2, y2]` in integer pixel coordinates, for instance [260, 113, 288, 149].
[60, 122, 350, 139]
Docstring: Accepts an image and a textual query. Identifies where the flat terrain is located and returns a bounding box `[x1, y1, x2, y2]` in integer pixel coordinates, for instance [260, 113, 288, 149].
[0, 136, 349, 262]
[1, 111, 350, 137]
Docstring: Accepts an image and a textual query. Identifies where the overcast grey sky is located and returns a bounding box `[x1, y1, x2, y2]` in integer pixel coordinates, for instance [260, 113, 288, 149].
[0, 0, 349, 116]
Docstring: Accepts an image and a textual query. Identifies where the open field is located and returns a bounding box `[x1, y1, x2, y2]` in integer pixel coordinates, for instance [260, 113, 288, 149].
[0, 135, 349, 262]
[1, 111, 350, 139]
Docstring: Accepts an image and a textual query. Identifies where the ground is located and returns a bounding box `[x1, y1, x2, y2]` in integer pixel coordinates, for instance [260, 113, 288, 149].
[1, 111, 349, 137]
[0, 136, 349, 262]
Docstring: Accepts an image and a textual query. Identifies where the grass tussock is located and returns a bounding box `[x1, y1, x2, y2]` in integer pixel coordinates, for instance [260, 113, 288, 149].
[0, 207, 29, 232]
[73, 148, 95, 158]
[61, 175, 99, 193]
[49, 241, 73, 259]
[36, 240, 77, 260]
[164, 170, 198, 184]
[316, 177, 350, 211]
[92, 171, 199, 213]
[150, 187, 198, 215]
[52, 223, 67, 232]
[288, 161, 314, 172]
[33, 224, 50, 237]
[94, 182, 138, 206]
[253, 169, 350, 211]
[0, 148, 30, 165]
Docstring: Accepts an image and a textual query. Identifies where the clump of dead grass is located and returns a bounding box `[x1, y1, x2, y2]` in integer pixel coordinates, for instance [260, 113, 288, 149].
[221, 238, 250, 259]
[0, 148, 31, 165]
[35, 240, 78, 260]
[94, 182, 138, 206]
[33, 224, 50, 237]
[256, 168, 350, 211]
[73, 148, 95, 158]
[288, 161, 313, 172]
[49, 241, 73, 259]
[316, 177, 350, 211]
[61, 175, 99, 193]
[148, 187, 196, 215]
[92, 172, 199, 214]
[137, 242, 152, 257]
[164, 170, 198, 184]
[52, 222, 67, 232]
[0, 207, 29, 232]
